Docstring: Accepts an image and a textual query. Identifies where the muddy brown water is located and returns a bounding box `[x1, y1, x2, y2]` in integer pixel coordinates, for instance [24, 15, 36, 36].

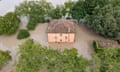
[0, 23, 107, 72]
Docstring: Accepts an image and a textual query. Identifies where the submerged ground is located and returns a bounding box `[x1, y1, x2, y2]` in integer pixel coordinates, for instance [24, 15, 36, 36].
[0, 23, 106, 72]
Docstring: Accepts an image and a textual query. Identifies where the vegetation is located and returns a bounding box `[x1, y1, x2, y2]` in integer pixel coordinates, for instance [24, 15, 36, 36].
[15, 0, 74, 30]
[0, 12, 20, 35]
[0, 50, 11, 69]
[17, 29, 30, 39]
[15, 39, 89, 72]
[49, 0, 74, 19]
[0, 0, 120, 71]
[91, 48, 120, 72]
[93, 40, 100, 53]
[15, 0, 53, 30]
[92, 39, 120, 72]
[71, 0, 120, 38]
[49, 5, 66, 19]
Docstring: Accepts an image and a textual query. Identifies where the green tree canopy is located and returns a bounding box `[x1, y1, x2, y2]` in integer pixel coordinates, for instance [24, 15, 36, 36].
[15, 39, 89, 72]
[0, 12, 20, 35]
[91, 48, 120, 72]
[15, 0, 53, 30]
[71, 0, 120, 38]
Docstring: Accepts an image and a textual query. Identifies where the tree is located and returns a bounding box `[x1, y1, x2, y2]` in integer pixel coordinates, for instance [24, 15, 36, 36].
[91, 48, 120, 72]
[49, 5, 66, 19]
[71, 0, 85, 19]
[86, 4, 119, 38]
[15, 0, 53, 30]
[0, 12, 20, 35]
[15, 39, 89, 72]
[71, 0, 109, 19]
[102, 48, 120, 72]
[64, 0, 74, 9]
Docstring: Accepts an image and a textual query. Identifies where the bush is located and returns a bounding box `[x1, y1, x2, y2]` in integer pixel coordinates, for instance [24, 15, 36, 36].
[93, 40, 98, 52]
[0, 12, 20, 35]
[17, 29, 30, 39]
[0, 50, 11, 69]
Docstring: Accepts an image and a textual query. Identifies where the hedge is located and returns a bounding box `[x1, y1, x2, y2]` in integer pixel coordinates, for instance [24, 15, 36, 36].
[93, 40, 102, 53]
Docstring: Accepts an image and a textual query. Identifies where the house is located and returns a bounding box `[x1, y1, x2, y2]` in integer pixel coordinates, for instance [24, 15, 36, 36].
[47, 19, 75, 43]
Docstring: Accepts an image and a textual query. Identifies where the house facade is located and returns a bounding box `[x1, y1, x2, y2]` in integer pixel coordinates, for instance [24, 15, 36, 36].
[47, 19, 75, 43]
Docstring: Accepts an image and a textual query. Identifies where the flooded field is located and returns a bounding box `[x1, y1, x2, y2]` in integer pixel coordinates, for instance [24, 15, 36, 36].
[0, 23, 106, 72]
[0, 23, 27, 72]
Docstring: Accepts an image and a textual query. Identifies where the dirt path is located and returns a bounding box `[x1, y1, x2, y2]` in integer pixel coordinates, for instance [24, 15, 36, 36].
[0, 23, 107, 72]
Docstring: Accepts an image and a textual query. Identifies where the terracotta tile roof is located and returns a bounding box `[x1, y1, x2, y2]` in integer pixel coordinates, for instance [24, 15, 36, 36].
[47, 19, 75, 33]
[98, 40, 120, 48]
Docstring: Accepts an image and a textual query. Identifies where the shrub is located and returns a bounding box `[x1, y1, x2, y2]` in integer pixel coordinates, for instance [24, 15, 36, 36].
[93, 40, 98, 52]
[0, 50, 11, 69]
[17, 29, 30, 39]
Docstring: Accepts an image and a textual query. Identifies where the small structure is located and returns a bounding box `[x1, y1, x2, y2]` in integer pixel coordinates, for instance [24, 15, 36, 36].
[97, 40, 120, 48]
[47, 19, 75, 43]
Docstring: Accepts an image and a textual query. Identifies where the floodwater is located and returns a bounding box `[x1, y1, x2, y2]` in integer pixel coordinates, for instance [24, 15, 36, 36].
[0, 0, 77, 16]
[74, 24, 105, 59]
[0, 23, 26, 72]
[0, 0, 106, 72]
[0, 23, 107, 72]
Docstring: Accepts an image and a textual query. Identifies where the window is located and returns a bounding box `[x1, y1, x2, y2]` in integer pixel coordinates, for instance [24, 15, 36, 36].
[55, 36, 57, 39]
[60, 39, 62, 42]
[65, 36, 67, 39]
